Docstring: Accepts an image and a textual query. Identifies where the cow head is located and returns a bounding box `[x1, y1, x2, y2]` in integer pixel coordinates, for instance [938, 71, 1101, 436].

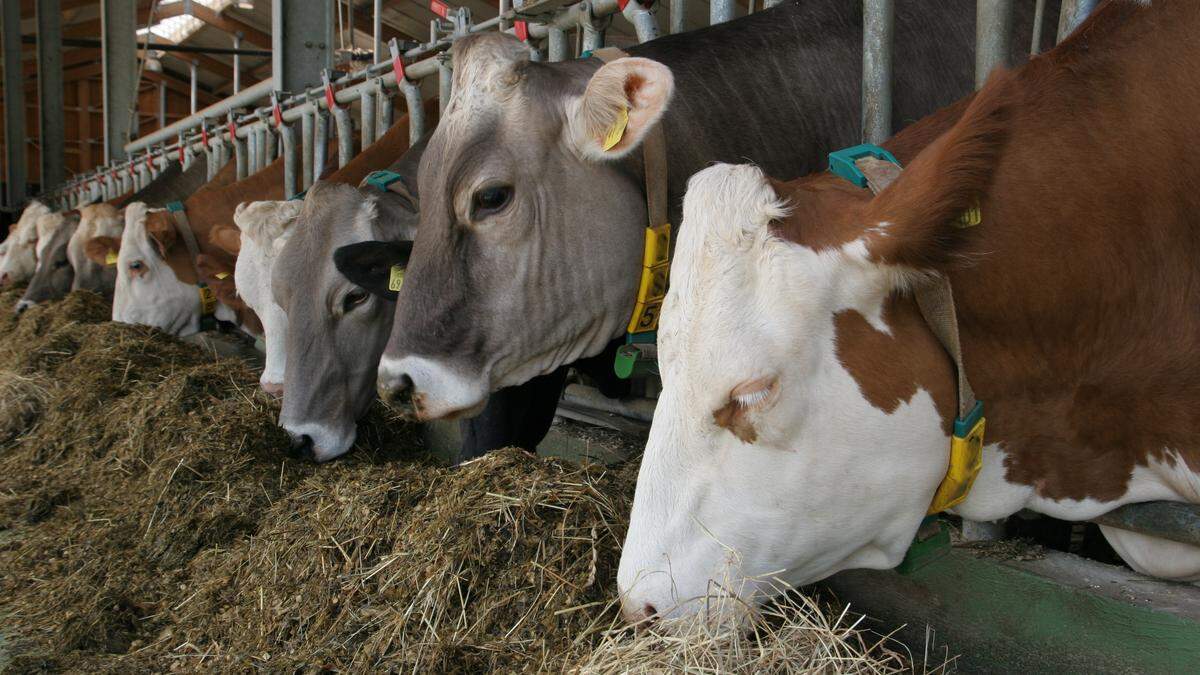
[232, 200, 304, 395]
[17, 212, 81, 313]
[106, 202, 236, 335]
[618, 78, 1010, 624]
[0, 200, 51, 286]
[279, 179, 420, 462]
[69, 203, 124, 296]
[334, 32, 674, 419]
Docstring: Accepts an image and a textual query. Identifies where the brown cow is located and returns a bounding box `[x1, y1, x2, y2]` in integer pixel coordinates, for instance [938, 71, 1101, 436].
[619, 0, 1200, 625]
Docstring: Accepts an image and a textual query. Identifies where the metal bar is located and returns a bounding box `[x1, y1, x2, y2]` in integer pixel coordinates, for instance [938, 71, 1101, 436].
[548, 27, 568, 62]
[403, 79, 424, 146]
[1031, 0, 1046, 55]
[102, 0, 137, 162]
[234, 127, 247, 180]
[861, 0, 893, 144]
[233, 32, 242, 93]
[280, 121, 298, 199]
[333, 106, 354, 167]
[438, 54, 452, 116]
[976, 0, 1013, 89]
[190, 60, 199, 114]
[623, 0, 659, 43]
[361, 88, 377, 148]
[158, 82, 167, 128]
[1058, 0, 1098, 43]
[126, 79, 272, 153]
[37, 0, 66, 193]
[763, 0, 782, 8]
[377, 80, 392, 138]
[1094, 501, 1200, 548]
[670, 0, 685, 34]
[5, 3, 27, 209]
[710, 0, 733, 25]
[46, 36, 273, 56]
[313, 109, 328, 183]
[246, 124, 258, 174]
[373, 0, 383, 63]
[582, 22, 604, 52]
[273, 0, 334, 93]
[301, 104, 314, 190]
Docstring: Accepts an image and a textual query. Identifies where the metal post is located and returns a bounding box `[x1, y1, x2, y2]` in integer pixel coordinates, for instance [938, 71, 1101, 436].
[548, 28, 569, 61]
[976, 0, 1013, 90]
[403, 80, 424, 147]
[763, 0, 782, 8]
[204, 124, 216, 182]
[670, 0, 685, 34]
[861, 0, 893, 144]
[233, 33, 243, 93]
[499, 0, 511, 31]
[373, 0, 384, 63]
[280, 121, 299, 199]
[1058, 0, 1098, 43]
[1031, 0, 1046, 55]
[2, 0, 26, 209]
[376, 80, 392, 138]
[333, 105, 354, 167]
[190, 60, 199, 114]
[361, 88, 377, 148]
[158, 82, 167, 128]
[247, 124, 259, 175]
[710, 0, 733, 25]
[272, 0, 335, 94]
[301, 104, 314, 190]
[37, 0, 66, 194]
[582, 21, 605, 52]
[624, 0, 660, 43]
[102, 0, 137, 162]
[438, 54, 453, 116]
[233, 118, 247, 180]
[313, 108, 328, 184]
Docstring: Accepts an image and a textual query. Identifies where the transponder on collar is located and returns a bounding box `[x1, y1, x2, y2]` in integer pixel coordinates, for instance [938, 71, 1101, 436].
[364, 170, 404, 192]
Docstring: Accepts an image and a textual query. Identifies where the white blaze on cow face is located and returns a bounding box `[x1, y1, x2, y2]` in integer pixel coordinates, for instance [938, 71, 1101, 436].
[617, 164, 953, 623]
[0, 200, 51, 285]
[112, 202, 235, 335]
[234, 200, 303, 394]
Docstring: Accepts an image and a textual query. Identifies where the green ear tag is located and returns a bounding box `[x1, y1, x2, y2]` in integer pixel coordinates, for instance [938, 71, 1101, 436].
[388, 265, 405, 292]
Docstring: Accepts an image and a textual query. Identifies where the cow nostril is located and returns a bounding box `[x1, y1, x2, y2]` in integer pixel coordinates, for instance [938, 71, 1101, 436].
[287, 433, 315, 461]
[641, 603, 658, 625]
[378, 373, 416, 411]
[0, 273, 9, 286]
[261, 381, 284, 398]
[14, 301, 29, 315]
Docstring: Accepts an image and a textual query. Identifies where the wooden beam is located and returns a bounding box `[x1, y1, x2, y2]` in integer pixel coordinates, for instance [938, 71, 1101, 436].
[21, 0, 96, 14]
[154, 3, 271, 49]
[23, 47, 95, 77]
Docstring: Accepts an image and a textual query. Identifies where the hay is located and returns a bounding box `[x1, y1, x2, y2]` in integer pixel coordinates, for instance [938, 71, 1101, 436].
[0, 291, 910, 673]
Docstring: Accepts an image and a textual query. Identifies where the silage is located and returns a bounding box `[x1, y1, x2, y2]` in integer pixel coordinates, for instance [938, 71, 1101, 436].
[0, 290, 909, 673]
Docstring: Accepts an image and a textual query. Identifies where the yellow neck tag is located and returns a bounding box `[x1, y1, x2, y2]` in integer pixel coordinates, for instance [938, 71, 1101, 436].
[215, 271, 230, 280]
[927, 415, 986, 514]
[957, 200, 982, 228]
[388, 265, 405, 292]
[198, 285, 217, 316]
[602, 106, 630, 152]
[105, 251, 118, 266]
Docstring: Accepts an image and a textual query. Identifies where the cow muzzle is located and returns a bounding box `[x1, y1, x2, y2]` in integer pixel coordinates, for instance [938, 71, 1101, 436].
[376, 355, 489, 420]
[14, 299, 34, 315]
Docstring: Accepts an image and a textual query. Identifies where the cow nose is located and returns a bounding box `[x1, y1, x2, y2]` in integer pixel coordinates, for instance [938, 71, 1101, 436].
[0, 273, 9, 286]
[377, 372, 418, 418]
[261, 381, 284, 398]
[621, 601, 659, 627]
[14, 299, 32, 315]
[286, 432, 315, 461]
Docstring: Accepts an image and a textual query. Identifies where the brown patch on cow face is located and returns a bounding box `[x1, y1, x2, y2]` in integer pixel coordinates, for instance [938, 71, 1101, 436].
[833, 300, 956, 436]
[712, 377, 779, 444]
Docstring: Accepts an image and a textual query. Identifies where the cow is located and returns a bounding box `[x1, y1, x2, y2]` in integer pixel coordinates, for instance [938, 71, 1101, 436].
[335, 0, 1056, 435]
[16, 211, 81, 313]
[617, 0, 1200, 626]
[70, 204, 124, 297]
[231, 199, 304, 395]
[0, 200, 53, 286]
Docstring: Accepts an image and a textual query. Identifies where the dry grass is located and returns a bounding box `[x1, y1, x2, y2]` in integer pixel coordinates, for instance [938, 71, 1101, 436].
[0, 289, 911, 673]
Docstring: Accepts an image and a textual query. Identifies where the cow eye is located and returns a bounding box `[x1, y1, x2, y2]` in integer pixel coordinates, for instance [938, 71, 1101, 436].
[54, 259, 69, 269]
[730, 376, 780, 411]
[471, 185, 513, 219]
[128, 260, 145, 273]
[343, 288, 369, 312]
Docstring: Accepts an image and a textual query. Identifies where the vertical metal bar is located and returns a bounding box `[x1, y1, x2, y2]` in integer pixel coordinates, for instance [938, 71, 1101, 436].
[102, 0, 137, 162]
[361, 89, 377, 149]
[1030, 0, 1046, 55]
[233, 33, 243, 94]
[190, 60, 199, 114]
[376, 80, 392, 138]
[301, 104, 314, 190]
[670, 0, 685, 34]
[37, 0, 66, 194]
[234, 129, 247, 181]
[333, 106, 354, 167]
[266, 124, 278, 162]
[709, 0, 733, 25]
[976, 0, 1013, 90]
[273, 0, 335, 93]
[582, 23, 605, 53]
[548, 28, 568, 61]
[158, 82, 167, 128]
[499, 0, 511, 31]
[625, 2, 660, 43]
[373, 0, 384, 63]
[1058, 0, 1098, 43]
[280, 122, 298, 199]
[862, 0, 893, 144]
[763, 0, 782, 8]
[313, 108, 328, 184]
[403, 80, 424, 147]
[246, 126, 258, 175]
[2, 0, 26, 209]
[438, 55, 453, 116]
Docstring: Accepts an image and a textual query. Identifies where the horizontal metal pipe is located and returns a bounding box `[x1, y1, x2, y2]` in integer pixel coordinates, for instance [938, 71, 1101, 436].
[125, 79, 272, 153]
[27, 35, 273, 56]
[1094, 501, 1200, 548]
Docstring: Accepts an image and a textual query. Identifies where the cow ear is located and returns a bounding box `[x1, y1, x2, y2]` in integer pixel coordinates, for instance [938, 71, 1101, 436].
[333, 240, 413, 300]
[567, 57, 674, 161]
[210, 225, 242, 255]
[864, 70, 1014, 271]
[196, 253, 235, 286]
[144, 212, 177, 259]
[375, 190, 420, 241]
[85, 236, 121, 266]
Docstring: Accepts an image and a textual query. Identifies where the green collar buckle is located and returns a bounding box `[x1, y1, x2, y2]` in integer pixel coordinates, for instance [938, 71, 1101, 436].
[828, 143, 900, 188]
[364, 170, 404, 192]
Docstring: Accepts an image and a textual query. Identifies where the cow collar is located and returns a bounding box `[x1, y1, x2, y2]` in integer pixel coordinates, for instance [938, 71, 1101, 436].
[828, 144, 986, 515]
[165, 201, 218, 330]
[590, 48, 671, 380]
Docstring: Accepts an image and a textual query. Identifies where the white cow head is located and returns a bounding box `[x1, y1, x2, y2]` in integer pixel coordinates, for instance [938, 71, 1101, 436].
[102, 202, 235, 335]
[0, 200, 51, 285]
[233, 200, 303, 395]
[618, 79, 1011, 624]
[69, 203, 124, 296]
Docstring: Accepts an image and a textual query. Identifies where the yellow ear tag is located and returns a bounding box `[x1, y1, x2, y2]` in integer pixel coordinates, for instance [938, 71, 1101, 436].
[104, 251, 118, 266]
[388, 265, 405, 292]
[602, 106, 630, 152]
[957, 200, 982, 228]
[215, 271, 230, 280]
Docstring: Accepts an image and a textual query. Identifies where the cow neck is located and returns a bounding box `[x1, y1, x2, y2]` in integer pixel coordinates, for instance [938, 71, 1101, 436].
[164, 202, 218, 325]
[831, 145, 986, 516]
[592, 48, 671, 376]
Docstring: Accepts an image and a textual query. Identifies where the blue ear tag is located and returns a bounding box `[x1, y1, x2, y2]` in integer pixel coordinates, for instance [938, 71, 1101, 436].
[365, 170, 404, 192]
[828, 144, 901, 187]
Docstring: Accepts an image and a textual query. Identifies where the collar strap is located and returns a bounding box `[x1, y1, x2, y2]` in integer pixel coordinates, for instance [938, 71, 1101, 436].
[593, 47, 672, 379]
[828, 144, 985, 514]
[164, 201, 218, 323]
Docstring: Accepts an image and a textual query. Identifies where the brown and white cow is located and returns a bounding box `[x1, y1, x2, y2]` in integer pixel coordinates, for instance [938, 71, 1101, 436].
[70, 203, 124, 296]
[16, 211, 81, 313]
[619, 0, 1199, 624]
